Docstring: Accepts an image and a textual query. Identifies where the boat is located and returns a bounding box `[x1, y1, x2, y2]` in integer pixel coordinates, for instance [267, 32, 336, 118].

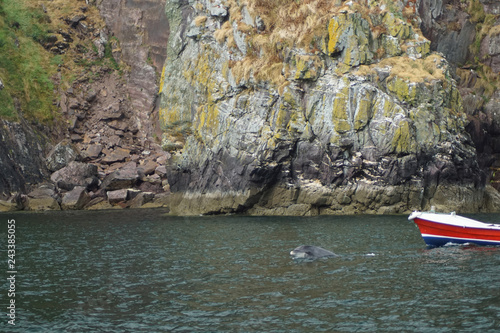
[408, 210, 500, 247]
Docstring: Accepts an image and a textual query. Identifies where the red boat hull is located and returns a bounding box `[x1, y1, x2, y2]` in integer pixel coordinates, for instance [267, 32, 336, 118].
[409, 212, 500, 247]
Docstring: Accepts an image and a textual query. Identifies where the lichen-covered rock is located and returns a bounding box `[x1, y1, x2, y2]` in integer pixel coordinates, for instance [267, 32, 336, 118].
[46, 140, 79, 172]
[26, 197, 61, 211]
[0, 194, 26, 212]
[419, 0, 500, 201]
[158, 0, 499, 215]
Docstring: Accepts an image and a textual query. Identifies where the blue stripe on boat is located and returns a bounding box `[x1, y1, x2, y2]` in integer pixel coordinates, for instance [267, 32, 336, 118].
[422, 235, 500, 247]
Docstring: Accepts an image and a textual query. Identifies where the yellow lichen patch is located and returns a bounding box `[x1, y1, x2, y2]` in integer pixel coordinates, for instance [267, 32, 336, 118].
[158, 106, 169, 129]
[380, 98, 399, 118]
[386, 76, 417, 105]
[196, 102, 220, 139]
[271, 91, 297, 132]
[159, 104, 184, 130]
[404, 38, 431, 57]
[382, 12, 412, 40]
[327, 12, 373, 66]
[332, 86, 350, 134]
[353, 92, 374, 131]
[275, 103, 289, 130]
[391, 120, 415, 154]
[294, 55, 323, 80]
[183, 44, 222, 99]
[328, 13, 348, 55]
[158, 65, 167, 94]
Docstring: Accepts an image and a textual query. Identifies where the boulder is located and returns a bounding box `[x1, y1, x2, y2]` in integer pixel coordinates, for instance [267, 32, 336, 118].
[142, 173, 162, 185]
[100, 102, 123, 120]
[61, 186, 91, 210]
[156, 153, 169, 165]
[68, 14, 87, 28]
[85, 176, 100, 191]
[85, 197, 114, 210]
[26, 197, 61, 211]
[127, 189, 142, 200]
[70, 134, 83, 142]
[83, 143, 103, 160]
[107, 188, 129, 204]
[0, 194, 25, 212]
[141, 192, 170, 209]
[27, 184, 57, 199]
[139, 160, 158, 176]
[0, 200, 18, 212]
[85, 90, 97, 102]
[101, 147, 131, 164]
[51, 161, 98, 190]
[155, 165, 167, 177]
[25, 185, 60, 211]
[138, 181, 163, 193]
[108, 120, 128, 131]
[46, 140, 78, 172]
[129, 192, 155, 208]
[102, 162, 139, 190]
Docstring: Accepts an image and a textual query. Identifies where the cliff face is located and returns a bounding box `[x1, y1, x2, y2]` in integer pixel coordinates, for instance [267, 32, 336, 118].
[96, 0, 169, 144]
[158, 0, 500, 215]
[2, 0, 500, 215]
[0, 120, 49, 196]
[0, 0, 171, 210]
[419, 0, 500, 190]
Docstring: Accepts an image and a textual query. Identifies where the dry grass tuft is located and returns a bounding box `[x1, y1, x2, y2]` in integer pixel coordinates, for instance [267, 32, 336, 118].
[490, 25, 500, 37]
[356, 54, 446, 84]
[194, 16, 207, 27]
[214, 21, 232, 44]
[215, 0, 423, 92]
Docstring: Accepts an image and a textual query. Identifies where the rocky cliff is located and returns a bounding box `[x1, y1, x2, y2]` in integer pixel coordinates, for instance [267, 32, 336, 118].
[0, 0, 171, 211]
[158, 0, 500, 215]
[2, 0, 500, 215]
[419, 0, 500, 190]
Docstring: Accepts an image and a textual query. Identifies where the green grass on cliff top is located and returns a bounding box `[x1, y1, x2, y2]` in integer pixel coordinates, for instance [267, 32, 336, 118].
[0, 0, 57, 122]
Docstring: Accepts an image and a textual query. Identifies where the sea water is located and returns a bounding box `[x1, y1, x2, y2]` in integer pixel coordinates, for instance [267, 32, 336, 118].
[2, 210, 500, 332]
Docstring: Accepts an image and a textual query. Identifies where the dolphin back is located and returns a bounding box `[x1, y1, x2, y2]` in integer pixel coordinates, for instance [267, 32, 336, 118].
[290, 245, 337, 259]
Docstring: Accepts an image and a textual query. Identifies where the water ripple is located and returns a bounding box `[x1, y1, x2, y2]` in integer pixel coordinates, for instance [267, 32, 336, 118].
[3, 211, 500, 332]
